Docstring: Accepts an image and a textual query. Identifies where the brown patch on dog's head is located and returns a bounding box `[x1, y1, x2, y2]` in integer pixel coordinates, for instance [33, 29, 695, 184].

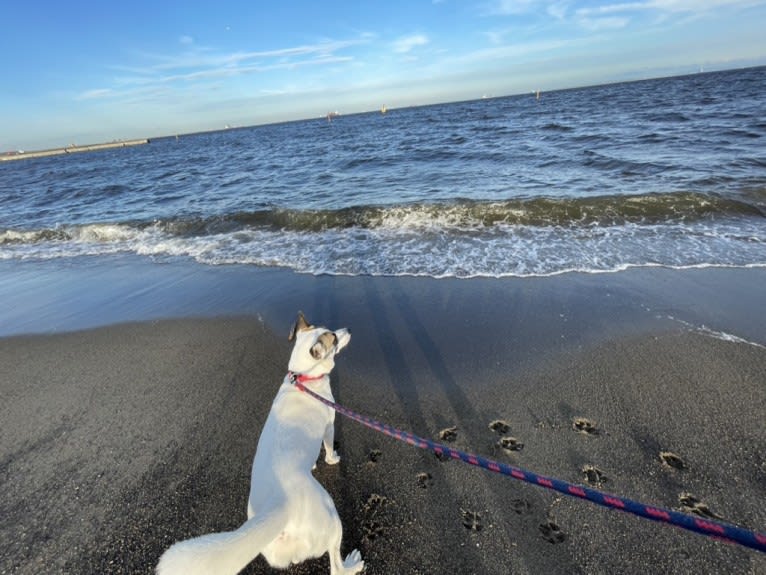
[311, 331, 339, 359]
[288, 311, 313, 341]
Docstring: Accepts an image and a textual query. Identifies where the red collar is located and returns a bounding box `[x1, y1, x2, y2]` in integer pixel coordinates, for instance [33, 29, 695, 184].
[288, 371, 327, 385]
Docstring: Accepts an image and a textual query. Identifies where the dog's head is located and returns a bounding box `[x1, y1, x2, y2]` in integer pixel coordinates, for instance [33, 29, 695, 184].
[287, 312, 351, 376]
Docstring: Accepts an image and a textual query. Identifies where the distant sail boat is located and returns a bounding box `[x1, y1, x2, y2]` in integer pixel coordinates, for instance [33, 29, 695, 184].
[381, 105, 387, 115]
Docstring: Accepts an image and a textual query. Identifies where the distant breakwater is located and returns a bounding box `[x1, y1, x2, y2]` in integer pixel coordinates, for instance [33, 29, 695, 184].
[1, 139, 149, 161]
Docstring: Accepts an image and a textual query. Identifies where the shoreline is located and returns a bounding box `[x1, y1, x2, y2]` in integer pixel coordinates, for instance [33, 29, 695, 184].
[1, 261, 765, 573]
[1, 257, 765, 345]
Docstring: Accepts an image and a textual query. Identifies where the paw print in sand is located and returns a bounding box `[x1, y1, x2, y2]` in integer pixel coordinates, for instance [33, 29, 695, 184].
[461, 509, 483, 532]
[439, 426, 458, 442]
[498, 436, 524, 452]
[488, 420, 511, 434]
[416, 472, 434, 489]
[362, 494, 389, 541]
[572, 417, 600, 435]
[539, 520, 566, 544]
[582, 465, 607, 485]
[679, 493, 722, 520]
[659, 451, 685, 470]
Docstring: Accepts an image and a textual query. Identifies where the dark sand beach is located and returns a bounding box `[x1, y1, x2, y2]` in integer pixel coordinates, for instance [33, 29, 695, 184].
[1, 262, 765, 574]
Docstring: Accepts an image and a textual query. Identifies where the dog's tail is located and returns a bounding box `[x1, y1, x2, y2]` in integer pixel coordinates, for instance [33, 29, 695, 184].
[156, 508, 288, 575]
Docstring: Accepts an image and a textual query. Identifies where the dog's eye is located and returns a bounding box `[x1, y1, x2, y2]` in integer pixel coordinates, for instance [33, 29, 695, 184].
[310, 343, 324, 359]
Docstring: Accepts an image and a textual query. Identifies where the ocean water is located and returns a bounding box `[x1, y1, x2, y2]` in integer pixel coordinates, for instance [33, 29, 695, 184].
[1, 67, 765, 278]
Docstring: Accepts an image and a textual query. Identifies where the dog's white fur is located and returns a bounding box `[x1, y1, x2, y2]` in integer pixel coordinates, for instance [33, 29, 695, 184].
[156, 312, 363, 575]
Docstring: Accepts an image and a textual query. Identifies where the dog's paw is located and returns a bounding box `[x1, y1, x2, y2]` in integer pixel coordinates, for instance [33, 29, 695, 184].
[343, 549, 364, 573]
[325, 450, 341, 465]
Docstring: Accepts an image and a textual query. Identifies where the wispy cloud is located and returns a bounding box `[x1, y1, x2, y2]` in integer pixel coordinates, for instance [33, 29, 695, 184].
[577, 15, 631, 30]
[76, 88, 114, 101]
[647, 0, 762, 10]
[488, 0, 541, 15]
[546, 2, 570, 20]
[570, 0, 761, 29]
[576, 0, 761, 16]
[136, 38, 363, 72]
[392, 34, 429, 53]
[448, 37, 578, 68]
[485, 0, 761, 24]
[75, 36, 369, 102]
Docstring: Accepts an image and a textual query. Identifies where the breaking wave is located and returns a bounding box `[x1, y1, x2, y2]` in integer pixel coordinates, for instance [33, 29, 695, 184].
[1, 192, 764, 277]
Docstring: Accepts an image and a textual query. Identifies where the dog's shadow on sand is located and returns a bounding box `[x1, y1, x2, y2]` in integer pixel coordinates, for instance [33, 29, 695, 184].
[299, 278, 567, 573]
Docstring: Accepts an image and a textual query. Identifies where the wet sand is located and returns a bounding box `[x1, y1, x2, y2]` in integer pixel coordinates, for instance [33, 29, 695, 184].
[1, 265, 765, 574]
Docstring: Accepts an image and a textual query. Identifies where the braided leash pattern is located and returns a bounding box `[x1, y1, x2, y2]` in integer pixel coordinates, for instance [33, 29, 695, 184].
[292, 378, 766, 553]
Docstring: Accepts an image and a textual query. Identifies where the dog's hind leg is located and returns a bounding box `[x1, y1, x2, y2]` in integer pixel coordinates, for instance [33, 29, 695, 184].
[327, 513, 364, 575]
[156, 506, 289, 575]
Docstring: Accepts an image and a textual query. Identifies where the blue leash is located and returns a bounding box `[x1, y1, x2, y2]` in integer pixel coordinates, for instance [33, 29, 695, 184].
[291, 374, 766, 553]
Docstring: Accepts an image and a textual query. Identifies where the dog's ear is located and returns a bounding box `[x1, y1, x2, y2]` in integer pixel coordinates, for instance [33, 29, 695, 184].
[288, 311, 311, 341]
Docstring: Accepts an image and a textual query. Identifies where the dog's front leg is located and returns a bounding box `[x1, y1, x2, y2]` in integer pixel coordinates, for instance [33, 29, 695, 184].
[323, 411, 340, 465]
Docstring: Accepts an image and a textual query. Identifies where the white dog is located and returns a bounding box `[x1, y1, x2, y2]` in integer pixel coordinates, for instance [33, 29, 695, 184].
[156, 312, 364, 575]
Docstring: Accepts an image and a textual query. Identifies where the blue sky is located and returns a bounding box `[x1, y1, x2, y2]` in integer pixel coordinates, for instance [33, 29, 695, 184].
[2, 0, 765, 150]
